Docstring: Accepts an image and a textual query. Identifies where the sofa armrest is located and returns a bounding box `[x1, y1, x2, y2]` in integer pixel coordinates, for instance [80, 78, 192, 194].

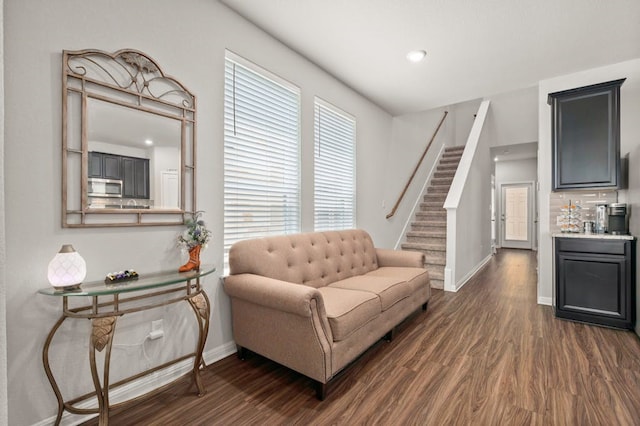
[223, 274, 323, 317]
[375, 248, 425, 268]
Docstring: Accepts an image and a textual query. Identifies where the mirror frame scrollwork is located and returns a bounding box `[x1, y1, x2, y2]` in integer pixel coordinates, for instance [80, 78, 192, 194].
[62, 48, 197, 227]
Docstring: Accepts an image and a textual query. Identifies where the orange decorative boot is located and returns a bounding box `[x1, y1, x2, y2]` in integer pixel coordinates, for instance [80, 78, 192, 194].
[179, 245, 201, 272]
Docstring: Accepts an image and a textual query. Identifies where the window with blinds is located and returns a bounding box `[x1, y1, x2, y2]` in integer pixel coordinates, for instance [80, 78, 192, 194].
[223, 52, 301, 266]
[314, 99, 356, 231]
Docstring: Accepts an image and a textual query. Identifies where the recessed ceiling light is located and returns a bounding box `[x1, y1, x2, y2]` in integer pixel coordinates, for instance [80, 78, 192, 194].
[406, 50, 427, 63]
[145, 139, 153, 146]
[494, 156, 499, 162]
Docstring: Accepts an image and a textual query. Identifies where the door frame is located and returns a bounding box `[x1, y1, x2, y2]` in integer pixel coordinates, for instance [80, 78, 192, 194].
[499, 181, 535, 250]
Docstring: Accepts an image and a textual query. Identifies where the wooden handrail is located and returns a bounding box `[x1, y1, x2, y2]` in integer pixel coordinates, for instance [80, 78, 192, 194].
[386, 110, 448, 219]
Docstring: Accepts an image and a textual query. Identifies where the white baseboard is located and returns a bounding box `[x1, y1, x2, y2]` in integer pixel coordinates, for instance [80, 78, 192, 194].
[443, 267, 455, 292]
[449, 254, 492, 292]
[537, 296, 552, 306]
[33, 341, 237, 426]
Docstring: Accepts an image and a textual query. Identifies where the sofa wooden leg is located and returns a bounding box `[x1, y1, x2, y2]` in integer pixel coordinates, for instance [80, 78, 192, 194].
[237, 345, 248, 360]
[422, 301, 429, 311]
[315, 381, 327, 401]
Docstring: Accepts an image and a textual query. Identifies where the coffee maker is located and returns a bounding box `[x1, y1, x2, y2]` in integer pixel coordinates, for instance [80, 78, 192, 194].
[607, 203, 629, 235]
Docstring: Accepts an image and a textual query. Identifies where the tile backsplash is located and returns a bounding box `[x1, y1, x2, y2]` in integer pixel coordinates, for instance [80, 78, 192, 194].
[549, 190, 618, 234]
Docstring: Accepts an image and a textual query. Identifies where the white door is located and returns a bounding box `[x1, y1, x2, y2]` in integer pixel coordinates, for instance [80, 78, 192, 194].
[161, 171, 180, 209]
[501, 183, 533, 249]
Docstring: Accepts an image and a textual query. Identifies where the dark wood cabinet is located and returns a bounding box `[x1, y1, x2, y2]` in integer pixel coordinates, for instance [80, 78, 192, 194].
[555, 237, 635, 329]
[89, 151, 150, 199]
[102, 154, 122, 180]
[89, 152, 121, 180]
[89, 152, 122, 180]
[549, 79, 625, 190]
[122, 157, 150, 199]
[88, 152, 103, 178]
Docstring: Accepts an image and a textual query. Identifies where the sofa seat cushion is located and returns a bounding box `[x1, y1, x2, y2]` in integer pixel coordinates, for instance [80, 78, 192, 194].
[317, 287, 381, 342]
[329, 275, 413, 311]
[366, 267, 430, 293]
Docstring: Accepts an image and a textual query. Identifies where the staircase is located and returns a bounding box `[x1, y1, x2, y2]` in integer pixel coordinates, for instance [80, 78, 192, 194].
[401, 146, 464, 289]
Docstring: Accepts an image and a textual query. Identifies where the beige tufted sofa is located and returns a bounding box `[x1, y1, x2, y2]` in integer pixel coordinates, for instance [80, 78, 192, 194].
[223, 229, 430, 399]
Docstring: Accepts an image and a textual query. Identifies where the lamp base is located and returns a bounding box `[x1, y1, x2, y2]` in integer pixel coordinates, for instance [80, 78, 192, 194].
[53, 284, 81, 292]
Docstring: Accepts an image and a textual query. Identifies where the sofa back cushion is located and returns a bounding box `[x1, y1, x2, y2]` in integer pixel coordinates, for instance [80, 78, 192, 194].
[228, 229, 379, 288]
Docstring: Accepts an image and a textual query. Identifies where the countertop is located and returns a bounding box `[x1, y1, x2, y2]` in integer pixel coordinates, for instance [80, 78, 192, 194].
[552, 232, 635, 240]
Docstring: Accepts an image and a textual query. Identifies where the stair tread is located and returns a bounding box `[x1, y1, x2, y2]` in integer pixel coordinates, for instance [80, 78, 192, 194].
[409, 230, 447, 239]
[401, 242, 446, 251]
[412, 220, 446, 226]
[425, 264, 445, 275]
[430, 280, 444, 290]
[416, 213, 446, 219]
[407, 230, 446, 237]
[424, 256, 446, 265]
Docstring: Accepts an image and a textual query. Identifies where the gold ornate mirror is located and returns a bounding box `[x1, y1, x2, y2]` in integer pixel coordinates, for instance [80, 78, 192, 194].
[62, 49, 196, 227]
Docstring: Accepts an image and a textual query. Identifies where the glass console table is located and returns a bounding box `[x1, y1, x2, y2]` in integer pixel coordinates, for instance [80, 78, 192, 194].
[38, 265, 215, 426]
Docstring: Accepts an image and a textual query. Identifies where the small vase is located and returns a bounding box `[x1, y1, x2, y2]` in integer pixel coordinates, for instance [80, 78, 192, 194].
[179, 245, 201, 272]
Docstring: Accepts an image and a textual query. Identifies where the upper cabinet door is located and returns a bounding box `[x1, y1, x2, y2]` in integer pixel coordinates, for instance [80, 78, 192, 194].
[549, 79, 625, 191]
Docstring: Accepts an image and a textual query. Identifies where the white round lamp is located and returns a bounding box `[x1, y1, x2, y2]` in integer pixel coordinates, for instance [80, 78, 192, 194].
[47, 244, 87, 290]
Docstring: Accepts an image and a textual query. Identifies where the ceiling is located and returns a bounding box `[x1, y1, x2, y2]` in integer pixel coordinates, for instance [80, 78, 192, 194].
[220, 0, 640, 115]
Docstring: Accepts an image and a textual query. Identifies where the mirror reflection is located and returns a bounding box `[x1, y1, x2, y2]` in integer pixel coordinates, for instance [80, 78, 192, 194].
[62, 48, 196, 227]
[87, 99, 181, 210]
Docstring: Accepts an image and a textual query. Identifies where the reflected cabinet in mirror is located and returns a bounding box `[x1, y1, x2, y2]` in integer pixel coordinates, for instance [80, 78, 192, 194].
[62, 49, 197, 227]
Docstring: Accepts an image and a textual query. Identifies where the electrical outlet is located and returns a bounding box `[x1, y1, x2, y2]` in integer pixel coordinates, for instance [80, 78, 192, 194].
[149, 319, 164, 340]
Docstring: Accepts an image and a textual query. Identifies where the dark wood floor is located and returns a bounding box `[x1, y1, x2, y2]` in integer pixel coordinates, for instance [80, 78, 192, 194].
[84, 249, 640, 425]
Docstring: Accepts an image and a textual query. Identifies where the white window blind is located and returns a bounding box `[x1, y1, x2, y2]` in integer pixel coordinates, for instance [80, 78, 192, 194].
[224, 52, 301, 266]
[314, 99, 356, 231]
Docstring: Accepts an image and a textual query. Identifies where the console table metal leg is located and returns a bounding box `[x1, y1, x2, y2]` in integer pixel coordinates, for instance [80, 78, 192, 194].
[89, 316, 118, 426]
[187, 291, 210, 396]
[42, 315, 67, 426]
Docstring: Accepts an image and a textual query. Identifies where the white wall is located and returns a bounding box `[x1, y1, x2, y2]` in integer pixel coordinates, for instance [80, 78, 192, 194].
[484, 86, 538, 148]
[0, 0, 8, 423]
[453, 99, 482, 147]
[3, 1, 394, 424]
[451, 102, 493, 287]
[538, 58, 640, 308]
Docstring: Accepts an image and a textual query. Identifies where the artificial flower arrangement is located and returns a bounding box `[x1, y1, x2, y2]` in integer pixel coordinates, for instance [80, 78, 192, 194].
[177, 211, 211, 272]
[178, 210, 212, 249]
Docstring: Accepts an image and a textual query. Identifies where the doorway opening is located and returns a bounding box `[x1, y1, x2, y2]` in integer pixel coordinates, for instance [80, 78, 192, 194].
[491, 142, 539, 252]
[500, 182, 534, 249]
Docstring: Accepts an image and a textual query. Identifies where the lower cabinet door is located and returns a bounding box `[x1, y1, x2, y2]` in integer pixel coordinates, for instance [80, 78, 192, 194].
[555, 250, 631, 329]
